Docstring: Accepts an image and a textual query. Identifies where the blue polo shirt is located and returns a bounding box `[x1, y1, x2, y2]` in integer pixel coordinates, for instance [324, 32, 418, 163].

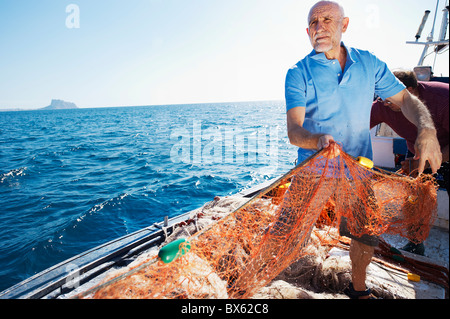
[285, 43, 405, 163]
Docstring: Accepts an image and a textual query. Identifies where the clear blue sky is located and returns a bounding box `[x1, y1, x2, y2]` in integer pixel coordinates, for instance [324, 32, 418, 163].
[0, 0, 448, 109]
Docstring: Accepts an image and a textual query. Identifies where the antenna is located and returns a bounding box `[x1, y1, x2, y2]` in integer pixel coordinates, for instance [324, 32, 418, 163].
[436, 3, 449, 52]
[407, 0, 449, 66]
[416, 10, 431, 41]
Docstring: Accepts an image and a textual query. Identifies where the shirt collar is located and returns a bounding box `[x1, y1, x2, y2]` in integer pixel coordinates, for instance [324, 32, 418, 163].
[309, 42, 357, 66]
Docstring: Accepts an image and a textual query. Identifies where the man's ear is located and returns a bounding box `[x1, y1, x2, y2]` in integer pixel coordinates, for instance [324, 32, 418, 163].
[342, 17, 349, 33]
[306, 27, 310, 36]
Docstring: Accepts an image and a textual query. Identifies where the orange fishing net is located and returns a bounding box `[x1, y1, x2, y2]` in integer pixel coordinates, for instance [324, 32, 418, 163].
[80, 143, 438, 299]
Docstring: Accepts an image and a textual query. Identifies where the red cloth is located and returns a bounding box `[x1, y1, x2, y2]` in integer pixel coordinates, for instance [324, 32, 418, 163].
[370, 81, 449, 155]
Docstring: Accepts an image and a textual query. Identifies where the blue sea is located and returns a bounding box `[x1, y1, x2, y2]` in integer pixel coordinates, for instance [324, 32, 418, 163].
[0, 101, 297, 292]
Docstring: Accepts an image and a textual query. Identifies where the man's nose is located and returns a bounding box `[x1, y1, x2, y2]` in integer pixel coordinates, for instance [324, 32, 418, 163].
[315, 20, 326, 32]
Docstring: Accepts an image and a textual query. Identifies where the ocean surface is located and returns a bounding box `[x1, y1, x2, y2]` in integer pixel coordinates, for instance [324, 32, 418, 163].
[0, 101, 297, 292]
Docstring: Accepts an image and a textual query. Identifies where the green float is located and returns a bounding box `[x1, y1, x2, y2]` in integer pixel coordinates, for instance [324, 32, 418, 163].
[158, 238, 191, 264]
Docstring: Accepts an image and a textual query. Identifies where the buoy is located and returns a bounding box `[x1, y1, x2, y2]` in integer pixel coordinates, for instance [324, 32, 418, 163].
[392, 254, 405, 262]
[158, 238, 191, 264]
[407, 195, 418, 205]
[357, 157, 374, 169]
[407, 273, 421, 282]
[279, 182, 291, 189]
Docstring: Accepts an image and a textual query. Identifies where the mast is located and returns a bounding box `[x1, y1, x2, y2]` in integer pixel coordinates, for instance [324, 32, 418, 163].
[436, 2, 449, 52]
[406, 0, 449, 67]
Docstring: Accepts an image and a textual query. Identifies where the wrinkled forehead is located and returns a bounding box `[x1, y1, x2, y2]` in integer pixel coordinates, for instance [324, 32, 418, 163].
[308, 2, 344, 22]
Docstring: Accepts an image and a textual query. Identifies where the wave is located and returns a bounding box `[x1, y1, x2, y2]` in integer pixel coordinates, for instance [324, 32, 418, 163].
[0, 101, 295, 292]
[0, 167, 27, 184]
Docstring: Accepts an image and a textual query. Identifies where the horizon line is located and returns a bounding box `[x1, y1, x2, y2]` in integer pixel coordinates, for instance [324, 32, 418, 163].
[0, 98, 285, 112]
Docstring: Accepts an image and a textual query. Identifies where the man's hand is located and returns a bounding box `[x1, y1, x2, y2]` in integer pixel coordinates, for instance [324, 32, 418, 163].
[387, 90, 442, 175]
[318, 135, 340, 159]
[414, 128, 442, 175]
[401, 158, 420, 176]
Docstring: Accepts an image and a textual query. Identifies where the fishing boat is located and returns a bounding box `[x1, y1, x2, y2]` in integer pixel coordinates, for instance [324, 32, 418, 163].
[1, 3, 448, 300]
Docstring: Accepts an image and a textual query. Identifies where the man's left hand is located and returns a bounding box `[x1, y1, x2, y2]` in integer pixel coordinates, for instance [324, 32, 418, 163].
[414, 128, 442, 175]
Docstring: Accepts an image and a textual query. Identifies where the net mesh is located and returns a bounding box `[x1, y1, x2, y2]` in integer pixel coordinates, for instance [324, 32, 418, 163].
[81, 143, 438, 299]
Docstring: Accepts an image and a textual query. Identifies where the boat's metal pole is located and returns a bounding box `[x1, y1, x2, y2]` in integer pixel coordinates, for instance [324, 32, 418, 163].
[438, 4, 449, 41]
[437, 3, 449, 52]
[416, 1, 441, 66]
[416, 10, 431, 41]
[417, 8, 433, 66]
[430, 0, 441, 41]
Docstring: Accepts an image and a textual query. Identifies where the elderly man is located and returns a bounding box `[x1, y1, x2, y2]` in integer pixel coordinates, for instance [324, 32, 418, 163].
[285, 1, 442, 298]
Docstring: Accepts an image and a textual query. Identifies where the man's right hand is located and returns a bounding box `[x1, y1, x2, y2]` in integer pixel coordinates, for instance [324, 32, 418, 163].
[318, 135, 340, 159]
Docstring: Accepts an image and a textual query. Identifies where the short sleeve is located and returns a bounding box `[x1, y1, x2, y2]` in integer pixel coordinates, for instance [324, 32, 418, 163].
[285, 65, 307, 112]
[372, 56, 406, 100]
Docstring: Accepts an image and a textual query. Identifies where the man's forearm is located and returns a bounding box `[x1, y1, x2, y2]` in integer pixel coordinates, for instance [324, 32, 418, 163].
[397, 90, 442, 173]
[288, 125, 323, 150]
[401, 92, 436, 133]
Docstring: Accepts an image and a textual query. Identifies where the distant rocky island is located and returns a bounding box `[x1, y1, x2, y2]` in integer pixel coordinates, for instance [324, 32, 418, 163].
[40, 99, 78, 110]
[0, 99, 79, 112]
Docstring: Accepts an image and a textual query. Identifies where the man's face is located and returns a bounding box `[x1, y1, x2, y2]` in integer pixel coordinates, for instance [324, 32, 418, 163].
[307, 3, 348, 53]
